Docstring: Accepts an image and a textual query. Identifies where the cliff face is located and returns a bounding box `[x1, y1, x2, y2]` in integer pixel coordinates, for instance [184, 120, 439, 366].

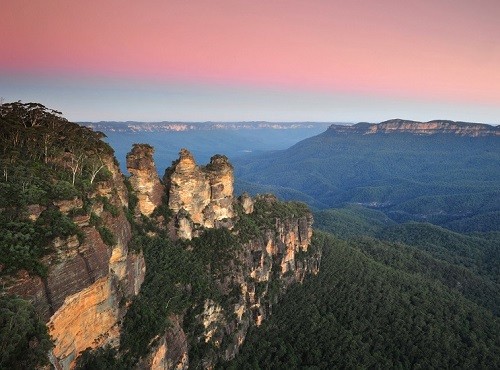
[328, 119, 500, 137]
[118, 148, 320, 369]
[3, 152, 146, 369]
[127, 144, 165, 216]
[2, 130, 319, 369]
[138, 190, 320, 369]
[164, 149, 235, 237]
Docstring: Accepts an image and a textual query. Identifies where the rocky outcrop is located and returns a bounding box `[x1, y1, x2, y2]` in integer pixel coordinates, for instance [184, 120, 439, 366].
[328, 119, 500, 137]
[127, 144, 164, 216]
[4, 153, 146, 369]
[139, 315, 189, 370]
[143, 191, 320, 369]
[164, 149, 234, 238]
[3, 137, 319, 370]
[239, 193, 254, 214]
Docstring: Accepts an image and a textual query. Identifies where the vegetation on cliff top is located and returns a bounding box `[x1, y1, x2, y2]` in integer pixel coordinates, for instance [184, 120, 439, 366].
[0, 102, 120, 368]
[80, 188, 313, 367]
[5, 101, 498, 368]
[0, 102, 115, 277]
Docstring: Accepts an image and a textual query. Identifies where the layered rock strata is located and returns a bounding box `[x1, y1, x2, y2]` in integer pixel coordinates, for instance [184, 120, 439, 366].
[164, 149, 235, 238]
[4, 141, 320, 370]
[127, 144, 164, 216]
[4, 154, 145, 369]
[328, 119, 500, 137]
[141, 193, 320, 369]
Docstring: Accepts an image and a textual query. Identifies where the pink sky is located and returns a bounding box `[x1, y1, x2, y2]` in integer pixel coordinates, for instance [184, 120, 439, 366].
[1, 0, 500, 121]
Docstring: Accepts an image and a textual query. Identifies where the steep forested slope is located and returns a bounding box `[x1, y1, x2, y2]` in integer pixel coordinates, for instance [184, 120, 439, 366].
[226, 232, 500, 369]
[234, 124, 500, 231]
[0, 102, 322, 369]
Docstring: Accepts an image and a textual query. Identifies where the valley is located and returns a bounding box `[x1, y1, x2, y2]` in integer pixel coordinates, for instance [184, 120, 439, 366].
[1, 105, 499, 369]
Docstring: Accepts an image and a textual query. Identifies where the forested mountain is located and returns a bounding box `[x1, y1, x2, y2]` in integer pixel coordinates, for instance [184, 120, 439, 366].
[234, 120, 500, 232]
[225, 232, 500, 369]
[226, 121, 500, 369]
[2, 104, 499, 369]
[0, 102, 320, 369]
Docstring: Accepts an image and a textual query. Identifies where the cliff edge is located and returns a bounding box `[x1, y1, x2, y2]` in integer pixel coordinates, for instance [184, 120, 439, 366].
[0, 102, 321, 369]
[328, 119, 500, 137]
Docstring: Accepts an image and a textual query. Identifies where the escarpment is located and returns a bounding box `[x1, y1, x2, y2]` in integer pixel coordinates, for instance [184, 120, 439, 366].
[5, 155, 146, 369]
[121, 150, 321, 369]
[1, 102, 320, 370]
[0, 102, 146, 369]
[328, 119, 500, 136]
[125, 149, 320, 369]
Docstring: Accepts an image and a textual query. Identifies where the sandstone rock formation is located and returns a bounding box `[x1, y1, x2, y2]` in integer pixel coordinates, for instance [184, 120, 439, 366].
[141, 192, 320, 369]
[164, 149, 234, 238]
[238, 192, 254, 214]
[3, 138, 319, 370]
[4, 153, 145, 369]
[127, 144, 164, 216]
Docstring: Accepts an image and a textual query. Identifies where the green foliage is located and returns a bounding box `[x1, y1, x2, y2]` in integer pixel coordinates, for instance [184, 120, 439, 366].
[99, 196, 120, 217]
[123, 176, 138, 217]
[36, 207, 81, 240]
[445, 211, 500, 233]
[315, 208, 500, 315]
[226, 232, 500, 369]
[75, 345, 129, 370]
[192, 228, 239, 277]
[51, 180, 79, 200]
[0, 101, 119, 277]
[239, 195, 309, 233]
[314, 204, 396, 238]
[378, 222, 500, 284]
[150, 200, 173, 222]
[120, 234, 211, 361]
[235, 131, 500, 232]
[0, 295, 53, 370]
[350, 236, 500, 316]
[97, 226, 116, 247]
[0, 208, 81, 276]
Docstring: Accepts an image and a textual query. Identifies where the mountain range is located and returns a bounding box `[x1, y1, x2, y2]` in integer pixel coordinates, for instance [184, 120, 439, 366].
[82, 121, 335, 133]
[1, 104, 499, 369]
[234, 119, 500, 232]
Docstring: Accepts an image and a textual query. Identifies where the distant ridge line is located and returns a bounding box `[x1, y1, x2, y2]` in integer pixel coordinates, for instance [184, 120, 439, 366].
[81, 121, 338, 133]
[327, 119, 500, 137]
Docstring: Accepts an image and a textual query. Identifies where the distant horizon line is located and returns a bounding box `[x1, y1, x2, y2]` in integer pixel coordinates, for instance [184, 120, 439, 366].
[79, 119, 499, 126]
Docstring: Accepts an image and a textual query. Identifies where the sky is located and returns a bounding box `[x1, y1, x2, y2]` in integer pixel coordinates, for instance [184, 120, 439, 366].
[1, 0, 500, 123]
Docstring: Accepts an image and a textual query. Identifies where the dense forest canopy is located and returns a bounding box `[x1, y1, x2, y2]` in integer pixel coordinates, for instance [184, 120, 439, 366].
[1, 102, 499, 369]
[234, 128, 500, 232]
[225, 232, 500, 369]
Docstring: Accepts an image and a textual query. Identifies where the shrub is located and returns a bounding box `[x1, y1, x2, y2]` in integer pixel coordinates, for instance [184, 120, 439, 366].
[98, 226, 116, 246]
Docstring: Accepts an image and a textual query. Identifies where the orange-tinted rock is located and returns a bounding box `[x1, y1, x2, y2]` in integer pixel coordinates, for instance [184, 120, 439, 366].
[238, 193, 254, 214]
[142, 315, 189, 370]
[164, 149, 234, 237]
[53, 197, 83, 215]
[48, 277, 118, 369]
[127, 144, 164, 216]
[165, 149, 210, 226]
[3, 150, 146, 369]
